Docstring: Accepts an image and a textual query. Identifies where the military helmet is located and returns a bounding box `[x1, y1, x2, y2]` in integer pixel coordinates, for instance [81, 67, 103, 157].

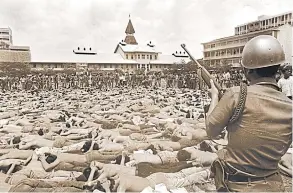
[242, 35, 285, 69]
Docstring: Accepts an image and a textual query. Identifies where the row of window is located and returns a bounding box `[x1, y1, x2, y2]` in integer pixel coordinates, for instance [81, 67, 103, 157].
[0, 37, 9, 41]
[126, 54, 158, 60]
[235, 13, 292, 35]
[204, 38, 248, 49]
[0, 32, 10, 35]
[204, 47, 244, 58]
[208, 58, 241, 66]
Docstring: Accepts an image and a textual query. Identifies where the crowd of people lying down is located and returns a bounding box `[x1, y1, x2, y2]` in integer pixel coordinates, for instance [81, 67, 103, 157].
[0, 86, 291, 192]
[0, 69, 245, 92]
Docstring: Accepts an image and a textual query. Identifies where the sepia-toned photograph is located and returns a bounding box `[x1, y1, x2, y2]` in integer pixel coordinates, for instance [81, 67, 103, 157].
[0, 0, 292, 192]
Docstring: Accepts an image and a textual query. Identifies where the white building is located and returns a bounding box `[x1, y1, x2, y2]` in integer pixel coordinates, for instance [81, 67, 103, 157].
[30, 16, 190, 72]
[0, 27, 31, 63]
[0, 27, 12, 45]
[202, 12, 293, 67]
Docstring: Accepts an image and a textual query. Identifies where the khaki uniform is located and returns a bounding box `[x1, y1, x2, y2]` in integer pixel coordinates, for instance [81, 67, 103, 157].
[207, 78, 292, 192]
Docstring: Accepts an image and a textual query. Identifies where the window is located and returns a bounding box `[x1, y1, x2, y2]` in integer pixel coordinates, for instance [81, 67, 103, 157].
[266, 20, 268, 25]
[142, 54, 145, 59]
[155, 65, 158, 68]
[131, 55, 134, 59]
[126, 54, 128, 59]
[150, 55, 152, 60]
[33, 64, 36, 68]
[78, 47, 80, 50]
[281, 15, 284, 21]
[54, 64, 57, 68]
[126, 64, 128, 68]
[138, 54, 140, 59]
[150, 64, 153, 68]
[211, 44, 215, 48]
[104, 64, 107, 68]
[155, 55, 157, 60]
[110, 64, 112, 68]
[147, 55, 149, 59]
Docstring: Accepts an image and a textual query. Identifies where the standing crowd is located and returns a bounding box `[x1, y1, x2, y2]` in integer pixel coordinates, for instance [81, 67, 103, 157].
[0, 69, 246, 92]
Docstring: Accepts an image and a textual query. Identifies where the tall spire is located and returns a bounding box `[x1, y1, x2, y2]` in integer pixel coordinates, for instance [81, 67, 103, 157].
[124, 14, 137, 45]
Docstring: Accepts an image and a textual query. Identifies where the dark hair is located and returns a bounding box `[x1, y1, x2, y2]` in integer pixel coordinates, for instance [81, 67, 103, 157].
[81, 141, 99, 153]
[88, 131, 98, 139]
[198, 113, 204, 119]
[86, 181, 106, 192]
[45, 154, 57, 164]
[75, 174, 87, 182]
[56, 129, 62, 135]
[255, 65, 280, 77]
[177, 150, 191, 161]
[146, 144, 158, 155]
[281, 65, 292, 73]
[66, 122, 71, 128]
[37, 129, 44, 136]
[113, 155, 130, 165]
[82, 167, 99, 180]
[12, 137, 21, 144]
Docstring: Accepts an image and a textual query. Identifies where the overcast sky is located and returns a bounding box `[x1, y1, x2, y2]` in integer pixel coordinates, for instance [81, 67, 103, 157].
[0, 0, 292, 60]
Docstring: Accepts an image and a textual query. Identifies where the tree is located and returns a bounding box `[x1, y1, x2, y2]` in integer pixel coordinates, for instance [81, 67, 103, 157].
[0, 62, 31, 76]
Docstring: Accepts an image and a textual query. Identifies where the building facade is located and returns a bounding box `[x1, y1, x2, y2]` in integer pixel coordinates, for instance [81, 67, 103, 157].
[29, 16, 190, 72]
[0, 27, 12, 45]
[202, 12, 293, 67]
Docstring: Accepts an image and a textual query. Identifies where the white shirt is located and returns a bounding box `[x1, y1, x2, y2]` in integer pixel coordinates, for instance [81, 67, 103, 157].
[278, 76, 293, 97]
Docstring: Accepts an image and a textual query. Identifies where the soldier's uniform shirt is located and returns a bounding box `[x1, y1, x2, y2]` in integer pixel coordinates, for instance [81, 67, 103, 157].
[206, 78, 292, 177]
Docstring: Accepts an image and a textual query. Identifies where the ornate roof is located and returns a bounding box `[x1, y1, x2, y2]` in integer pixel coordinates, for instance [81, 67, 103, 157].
[125, 19, 135, 34]
[124, 35, 138, 45]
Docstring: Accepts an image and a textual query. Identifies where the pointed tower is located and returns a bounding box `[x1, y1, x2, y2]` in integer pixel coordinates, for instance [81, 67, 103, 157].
[124, 15, 138, 45]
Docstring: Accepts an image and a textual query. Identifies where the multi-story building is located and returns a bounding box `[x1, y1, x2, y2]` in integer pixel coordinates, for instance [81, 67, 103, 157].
[0, 27, 31, 63]
[0, 27, 13, 45]
[30, 16, 190, 72]
[202, 12, 292, 67]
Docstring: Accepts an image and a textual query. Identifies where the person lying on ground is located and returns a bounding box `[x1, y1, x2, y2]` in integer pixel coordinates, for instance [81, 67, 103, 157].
[9, 178, 88, 193]
[18, 134, 88, 150]
[177, 148, 218, 167]
[38, 146, 122, 172]
[113, 130, 168, 143]
[172, 125, 208, 141]
[0, 149, 33, 161]
[85, 166, 212, 193]
[0, 136, 22, 149]
[97, 139, 124, 152]
[128, 150, 178, 165]
[59, 127, 97, 137]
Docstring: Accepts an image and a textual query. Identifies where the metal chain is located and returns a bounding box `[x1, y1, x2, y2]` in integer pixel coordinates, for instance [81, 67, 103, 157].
[229, 82, 247, 124]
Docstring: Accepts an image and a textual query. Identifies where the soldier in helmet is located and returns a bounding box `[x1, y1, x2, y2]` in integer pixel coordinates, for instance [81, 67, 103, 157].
[206, 35, 292, 192]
